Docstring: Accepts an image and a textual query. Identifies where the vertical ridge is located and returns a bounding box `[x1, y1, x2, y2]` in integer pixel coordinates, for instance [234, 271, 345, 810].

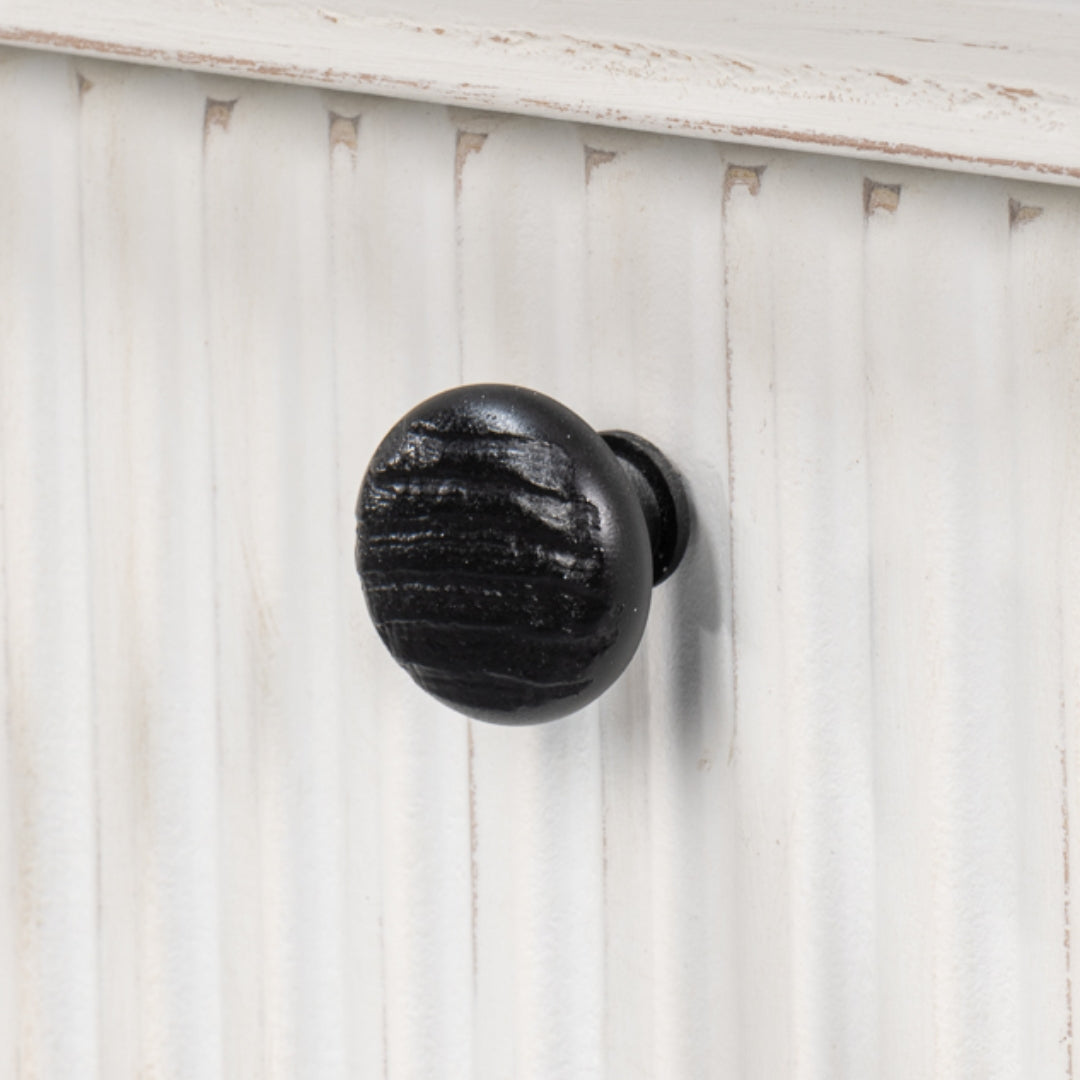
[770, 155, 877, 1078]
[203, 83, 271, 1079]
[325, 93, 388, 1080]
[1006, 178, 1080, 1077]
[0, 49, 99, 1079]
[204, 79, 351, 1079]
[723, 151, 792, 1079]
[866, 169, 1028, 1079]
[80, 60, 222, 1079]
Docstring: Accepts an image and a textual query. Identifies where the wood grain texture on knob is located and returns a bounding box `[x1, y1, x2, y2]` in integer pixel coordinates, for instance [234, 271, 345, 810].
[355, 384, 688, 724]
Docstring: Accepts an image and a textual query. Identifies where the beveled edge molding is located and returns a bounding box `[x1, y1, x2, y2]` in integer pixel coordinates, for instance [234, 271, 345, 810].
[3, 0, 1079, 185]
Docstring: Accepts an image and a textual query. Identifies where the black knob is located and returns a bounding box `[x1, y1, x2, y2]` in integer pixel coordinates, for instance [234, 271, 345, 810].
[355, 384, 690, 724]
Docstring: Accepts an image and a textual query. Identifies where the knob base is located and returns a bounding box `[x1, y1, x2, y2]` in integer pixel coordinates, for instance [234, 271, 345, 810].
[600, 430, 691, 586]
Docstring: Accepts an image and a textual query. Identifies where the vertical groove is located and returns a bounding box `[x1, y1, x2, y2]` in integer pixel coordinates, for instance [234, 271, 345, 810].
[1057, 219, 1076, 1080]
[0, 65, 14, 1076]
[0, 349, 9, 1080]
[203, 104, 228, 1080]
[380, 912, 389, 1080]
[203, 84, 267, 1080]
[458, 128, 482, 1018]
[721, 174, 739, 769]
[859, 175, 883, 1080]
[468, 724, 478, 986]
[75, 60, 105, 1080]
[1063, 744, 1074, 1079]
[199, 78, 228, 1080]
[1064, 423, 1075, 1075]
[454, 130, 486, 386]
[325, 102, 354, 1080]
[581, 140, 612, 1077]
[723, 153, 792, 1078]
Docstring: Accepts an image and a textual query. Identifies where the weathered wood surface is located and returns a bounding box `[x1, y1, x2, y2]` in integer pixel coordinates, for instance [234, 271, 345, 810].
[2, 0, 1080, 182]
[2, 48, 1080, 1078]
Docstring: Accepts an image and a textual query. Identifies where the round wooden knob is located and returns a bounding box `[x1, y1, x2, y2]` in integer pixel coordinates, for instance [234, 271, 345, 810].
[355, 384, 690, 723]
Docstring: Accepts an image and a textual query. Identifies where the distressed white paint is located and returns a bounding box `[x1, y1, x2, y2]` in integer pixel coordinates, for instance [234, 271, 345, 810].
[2, 48, 1080, 1079]
[0, 51, 98, 1080]
[3, 0, 1080, 184]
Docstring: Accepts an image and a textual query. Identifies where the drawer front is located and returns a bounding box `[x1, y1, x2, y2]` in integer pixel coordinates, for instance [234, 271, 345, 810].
[2, 47, 1080, 1080]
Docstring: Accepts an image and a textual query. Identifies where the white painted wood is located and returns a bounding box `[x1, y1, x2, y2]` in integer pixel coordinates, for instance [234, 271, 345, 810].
[2, 0, 1080, 184]
[1007, 184, 1080, 1079]
[4, 48, 1080, 1079]
[79, 63, 221, 1080]
[0, 50, 99, 1080]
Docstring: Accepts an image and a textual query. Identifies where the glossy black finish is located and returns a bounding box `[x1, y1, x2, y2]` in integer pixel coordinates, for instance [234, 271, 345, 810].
[355, 384, 690, 724]
[600, 429, 691, 587]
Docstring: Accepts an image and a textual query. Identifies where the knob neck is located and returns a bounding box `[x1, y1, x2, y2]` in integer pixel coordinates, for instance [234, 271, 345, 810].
[600, 430, 690, 586]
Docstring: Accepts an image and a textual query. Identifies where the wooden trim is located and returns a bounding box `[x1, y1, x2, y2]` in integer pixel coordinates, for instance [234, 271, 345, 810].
[3, 0, 1080, 184]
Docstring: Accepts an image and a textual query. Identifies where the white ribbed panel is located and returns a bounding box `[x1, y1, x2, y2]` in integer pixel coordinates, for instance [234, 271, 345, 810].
[0, 51, 98, 1080]
[2, 45, 1080, 1080]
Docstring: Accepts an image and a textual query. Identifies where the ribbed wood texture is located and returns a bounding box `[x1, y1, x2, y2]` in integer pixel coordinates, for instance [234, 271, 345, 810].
[2, 46, 1080, 1079]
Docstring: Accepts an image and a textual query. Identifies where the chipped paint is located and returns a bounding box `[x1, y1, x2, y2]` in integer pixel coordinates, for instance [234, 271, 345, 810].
[584, 145, 616, 183]
[864, 178, 901, 215]
[1009, 197, 1044, 226]
[991, 83, 1038, 99]
[724, 164, 764, 196]
[328, 110, 358, 152]
[203, 97, 236, 135]
[455, 130, 487, 196]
